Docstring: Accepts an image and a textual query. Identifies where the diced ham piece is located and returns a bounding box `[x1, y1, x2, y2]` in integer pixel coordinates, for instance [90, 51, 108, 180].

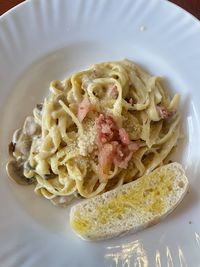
[113, 149, 133, 169]
[119, 128, 130, 145]
[157, 105, 172, 119]
[129, 98, 133, 105]
[95, 114, 118, 146]
[111, 85, 118, 98]
[128, 142, 139, 152]
[125, 97, 135, 105]
[113, 143, 138, 169]
[98, 143, 115, 183]
[77, 96, 91, 122]
[95, 113, 139, 182]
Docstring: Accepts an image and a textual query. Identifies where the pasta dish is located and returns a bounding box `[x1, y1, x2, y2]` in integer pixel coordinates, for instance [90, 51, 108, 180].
[7, 60, 181, 207]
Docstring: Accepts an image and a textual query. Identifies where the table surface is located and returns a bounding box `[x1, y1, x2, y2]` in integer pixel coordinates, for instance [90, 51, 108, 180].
[0, 0, 200, 19]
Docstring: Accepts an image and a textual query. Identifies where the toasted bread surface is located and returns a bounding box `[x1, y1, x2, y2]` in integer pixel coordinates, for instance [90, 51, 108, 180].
[70, 163, 189, 240]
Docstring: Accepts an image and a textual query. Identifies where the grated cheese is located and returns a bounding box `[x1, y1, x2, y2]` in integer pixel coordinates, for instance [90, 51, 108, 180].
[78, 119, 97, 156]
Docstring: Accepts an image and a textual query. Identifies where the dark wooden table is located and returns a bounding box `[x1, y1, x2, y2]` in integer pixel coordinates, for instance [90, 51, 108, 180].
[0, 0, 200, 19]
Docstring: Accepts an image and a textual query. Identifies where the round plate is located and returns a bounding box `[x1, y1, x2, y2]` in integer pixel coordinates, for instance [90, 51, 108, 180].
[0, 0, 200, 266]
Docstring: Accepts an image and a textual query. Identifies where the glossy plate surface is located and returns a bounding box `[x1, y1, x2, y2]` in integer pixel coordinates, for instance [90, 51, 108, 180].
[0, 0, 200, 266]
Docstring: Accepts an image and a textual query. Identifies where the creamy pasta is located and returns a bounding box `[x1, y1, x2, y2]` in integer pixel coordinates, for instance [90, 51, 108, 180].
[7, 60, 181, 207]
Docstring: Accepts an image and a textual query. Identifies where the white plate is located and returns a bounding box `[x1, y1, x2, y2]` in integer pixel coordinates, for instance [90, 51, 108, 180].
[0, 0, 200, 266]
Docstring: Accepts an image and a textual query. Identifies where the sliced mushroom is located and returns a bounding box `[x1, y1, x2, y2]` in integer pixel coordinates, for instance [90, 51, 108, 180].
[11, 126, 32, 158]
[6, 159, 35, 185]
[36, 103, 43, 111]
[14, 134, 32, 158]
[33, 104, 43, 122]
[12, 128, 22, 143]
[24, 161, 35, 171]
[8, 142, 16, 158]
[23, 116, 41, 136]
[50, 195, 75, 208]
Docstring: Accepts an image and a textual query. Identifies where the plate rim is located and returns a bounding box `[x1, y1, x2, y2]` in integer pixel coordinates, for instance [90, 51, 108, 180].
[1, 0, 200, 28]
